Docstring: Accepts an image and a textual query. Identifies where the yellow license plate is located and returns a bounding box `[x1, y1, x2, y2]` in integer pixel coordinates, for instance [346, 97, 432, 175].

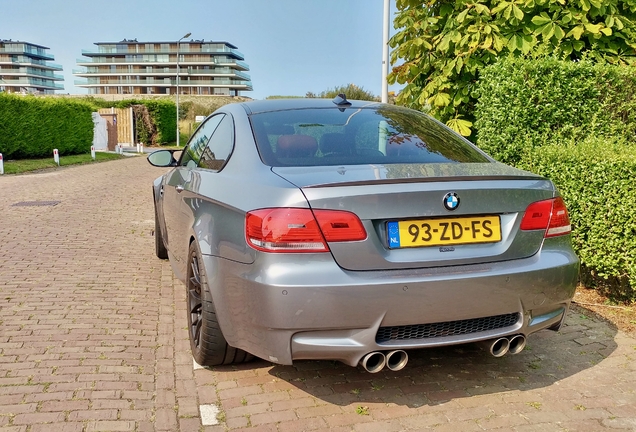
[387, 216, 501, 248]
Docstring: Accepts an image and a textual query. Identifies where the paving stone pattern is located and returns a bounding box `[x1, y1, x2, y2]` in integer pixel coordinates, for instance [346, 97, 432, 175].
[0, 156, 635, 432]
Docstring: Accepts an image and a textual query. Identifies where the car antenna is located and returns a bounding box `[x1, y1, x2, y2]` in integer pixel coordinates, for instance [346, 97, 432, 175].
[333, 93, 351, 111]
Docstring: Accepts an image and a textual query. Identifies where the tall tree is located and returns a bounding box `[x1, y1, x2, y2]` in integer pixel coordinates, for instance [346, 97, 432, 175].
[389, 0, 636, 136]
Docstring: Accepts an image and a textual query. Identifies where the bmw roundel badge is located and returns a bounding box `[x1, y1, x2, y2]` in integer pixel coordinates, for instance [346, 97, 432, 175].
[443, 192, 460, 211]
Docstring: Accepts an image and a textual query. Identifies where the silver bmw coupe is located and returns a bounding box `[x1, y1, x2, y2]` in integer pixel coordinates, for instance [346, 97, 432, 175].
[148, 97, 579, 373]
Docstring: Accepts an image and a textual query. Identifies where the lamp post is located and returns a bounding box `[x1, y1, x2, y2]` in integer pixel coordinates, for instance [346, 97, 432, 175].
[381, 0, 390, 103]
[176, 32, 191, 147]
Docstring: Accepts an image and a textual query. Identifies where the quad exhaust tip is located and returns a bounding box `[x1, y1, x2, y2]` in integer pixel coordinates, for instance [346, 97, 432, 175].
[360, 351, 386, 373]
[480, 337, 510, 357]
[386, 350, 409, 371]
[360, 350, 409, 373]
[479, 335, 527, 357]
[360, 334, 527, 373]
[508, 334, 527, 355]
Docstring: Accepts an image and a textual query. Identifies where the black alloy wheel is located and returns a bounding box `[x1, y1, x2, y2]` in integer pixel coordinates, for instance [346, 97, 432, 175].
[186, 242, 254, 366]
[188, 252, 204, 350]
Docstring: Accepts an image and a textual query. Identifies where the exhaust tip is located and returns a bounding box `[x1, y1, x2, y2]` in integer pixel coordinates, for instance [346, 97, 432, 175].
[508, 335, 527, 355]
[360, 352, 386, 373]
[386, 350, 408, 371]
[491, 338, 510, 357]
[479, 337, 510, 357]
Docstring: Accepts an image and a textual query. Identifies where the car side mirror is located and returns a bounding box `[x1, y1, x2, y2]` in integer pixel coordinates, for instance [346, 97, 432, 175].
[147, 150, 177, 167]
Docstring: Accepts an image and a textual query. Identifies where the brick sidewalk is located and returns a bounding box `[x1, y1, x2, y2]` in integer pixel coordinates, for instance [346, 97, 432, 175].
[1, 157, 635, 431]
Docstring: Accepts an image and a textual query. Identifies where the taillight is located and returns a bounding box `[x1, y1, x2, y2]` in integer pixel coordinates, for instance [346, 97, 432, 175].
[245, 208, 366, 253]
[313, 209, 367, 242]
[520, 197, 571, 238]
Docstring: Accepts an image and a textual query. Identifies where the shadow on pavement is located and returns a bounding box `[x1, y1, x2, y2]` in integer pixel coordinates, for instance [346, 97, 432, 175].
[215, 311, 618, 407]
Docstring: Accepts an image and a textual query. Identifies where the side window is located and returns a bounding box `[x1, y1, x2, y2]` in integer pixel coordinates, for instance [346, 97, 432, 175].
[180, 115, 224, 167]
[199, 115, 234, 171]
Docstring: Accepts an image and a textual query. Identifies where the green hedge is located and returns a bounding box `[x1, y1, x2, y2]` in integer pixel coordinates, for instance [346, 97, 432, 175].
[519, 141, 636, 300]
[0, 94, 94, 159]
[474, 57, 636, 165]
[473, 57, 636, 300]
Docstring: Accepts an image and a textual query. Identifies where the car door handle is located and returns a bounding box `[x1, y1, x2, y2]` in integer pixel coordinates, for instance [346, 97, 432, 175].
[176, 185, 184, 193]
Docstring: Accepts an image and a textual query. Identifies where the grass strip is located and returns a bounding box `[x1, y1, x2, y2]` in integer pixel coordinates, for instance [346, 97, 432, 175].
[2, 152, 128, 175]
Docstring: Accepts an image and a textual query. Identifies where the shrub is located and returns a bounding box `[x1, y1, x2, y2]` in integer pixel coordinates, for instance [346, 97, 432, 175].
[143, 99, 176, 143]
[474, 57, 636, 165]
[0, 94, 94, 159]
[473, 57, 636, 300]
[265, 95, 304, 99]
[519, 140, 636, 301]
[312, 84, 379, 102]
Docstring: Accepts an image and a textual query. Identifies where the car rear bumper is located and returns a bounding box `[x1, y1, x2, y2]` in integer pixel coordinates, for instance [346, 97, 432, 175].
[201, 237, 579, 366]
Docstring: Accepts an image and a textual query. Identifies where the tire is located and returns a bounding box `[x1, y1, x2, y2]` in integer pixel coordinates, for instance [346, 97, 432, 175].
[154, 203, 168, 260]
[186, 241, 253, 366]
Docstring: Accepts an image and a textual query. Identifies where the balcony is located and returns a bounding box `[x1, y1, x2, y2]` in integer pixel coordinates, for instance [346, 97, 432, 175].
[81, 45, 244, 57]
[73, 67, 251, 81]
[74, 77, 251, 88]
[0, 67, 64, 80]
[215, 58, 249, 70]
[0, 77, 64, 90]
[0, 46, 55, 60]
[0, 56, 62, 70]
[76, 54, 247, 66]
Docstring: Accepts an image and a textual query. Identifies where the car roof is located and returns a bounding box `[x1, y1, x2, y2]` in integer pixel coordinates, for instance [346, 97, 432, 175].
[239, 98, 382, 114]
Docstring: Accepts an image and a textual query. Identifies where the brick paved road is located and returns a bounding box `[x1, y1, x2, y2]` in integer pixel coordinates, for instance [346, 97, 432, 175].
[1, 156, 635, 432]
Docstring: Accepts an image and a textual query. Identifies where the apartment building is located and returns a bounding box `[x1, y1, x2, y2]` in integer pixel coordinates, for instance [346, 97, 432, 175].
[74, 39, 252, 96]
[0, 40, 64, 94]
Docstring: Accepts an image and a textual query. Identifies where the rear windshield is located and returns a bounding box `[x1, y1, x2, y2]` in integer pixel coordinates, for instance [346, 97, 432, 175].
[249, 105, 490, 167]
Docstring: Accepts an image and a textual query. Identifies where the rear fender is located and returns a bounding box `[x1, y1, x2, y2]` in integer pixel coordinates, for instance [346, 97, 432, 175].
[186, 198, 254, 264]
[153, 175, 163, 196]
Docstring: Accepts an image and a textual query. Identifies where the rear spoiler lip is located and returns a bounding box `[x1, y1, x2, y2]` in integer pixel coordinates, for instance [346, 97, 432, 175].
[302, 174, 546, 189]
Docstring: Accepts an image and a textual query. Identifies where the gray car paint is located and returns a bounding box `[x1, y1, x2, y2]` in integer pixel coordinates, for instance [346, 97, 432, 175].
[200, 235, 577, 365]
[152, 99, 580, 367]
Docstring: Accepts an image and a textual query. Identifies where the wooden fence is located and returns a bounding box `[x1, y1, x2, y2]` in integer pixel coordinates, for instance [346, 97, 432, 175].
[98, 107, 135, 146]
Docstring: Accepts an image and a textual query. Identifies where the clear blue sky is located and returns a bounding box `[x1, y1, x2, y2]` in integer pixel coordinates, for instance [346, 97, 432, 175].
[3, 0, 401, 99]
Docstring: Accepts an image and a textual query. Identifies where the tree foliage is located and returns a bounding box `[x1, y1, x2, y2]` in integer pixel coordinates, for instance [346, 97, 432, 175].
[310, 84, 380, 101]
[388, 0, 636, 136]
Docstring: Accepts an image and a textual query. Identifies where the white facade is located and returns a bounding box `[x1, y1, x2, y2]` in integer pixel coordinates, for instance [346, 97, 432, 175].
[74, 39, 252, 96]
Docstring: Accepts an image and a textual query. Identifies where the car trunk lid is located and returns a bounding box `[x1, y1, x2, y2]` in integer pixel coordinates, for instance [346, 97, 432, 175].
[272, 163, 555, 271]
